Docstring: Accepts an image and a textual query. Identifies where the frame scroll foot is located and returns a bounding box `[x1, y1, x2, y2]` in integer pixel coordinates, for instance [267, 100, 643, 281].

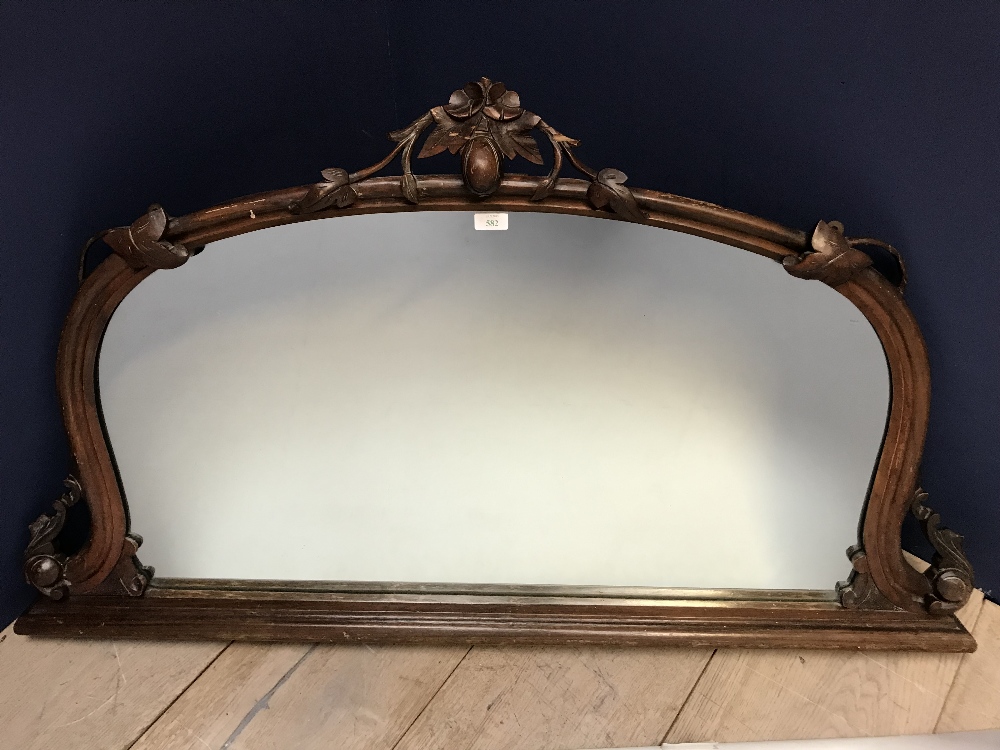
[912, 488, 974, 613]
[24, 477, 82, 600]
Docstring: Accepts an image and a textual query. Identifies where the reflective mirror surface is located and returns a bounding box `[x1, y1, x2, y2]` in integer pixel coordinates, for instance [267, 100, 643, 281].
[99, 211, 889, 590]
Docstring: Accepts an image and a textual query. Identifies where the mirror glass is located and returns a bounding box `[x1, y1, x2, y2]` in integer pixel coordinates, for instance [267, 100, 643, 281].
[99, 211, 889, 591]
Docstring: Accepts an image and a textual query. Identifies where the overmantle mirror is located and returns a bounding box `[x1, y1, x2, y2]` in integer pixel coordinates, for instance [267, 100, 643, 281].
[16, 78, 976, 650]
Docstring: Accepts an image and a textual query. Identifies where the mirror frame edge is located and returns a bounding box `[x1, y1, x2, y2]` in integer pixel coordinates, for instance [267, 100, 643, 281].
[15, 78, 976, 651]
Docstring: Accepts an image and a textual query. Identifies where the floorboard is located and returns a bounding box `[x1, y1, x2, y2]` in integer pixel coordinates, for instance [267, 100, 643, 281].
[154, 643, 470, 750]
[664, 592, 985, 744]
[0, 625, 227, 750]
[129, 642, 311, 749]
[936, 599, 1000, 733]
[392, 645, 713, 750]
[3, 597, 997, 749]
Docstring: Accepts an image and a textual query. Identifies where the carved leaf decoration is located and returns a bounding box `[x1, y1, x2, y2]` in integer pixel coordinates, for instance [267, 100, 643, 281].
[587, 169, 647, 222]
[27, 513, 62, 551]
[418, 107, 481, 158]
[489, 112, 543, 164]
[321, 167, 349, 182]
[291, 168, 357, 214]
[420, 84, 535, 162]
[401, 172, 420, 204]
[511, 132, 543, 164]
[782, 221, 873, 286]
[389, 112, 432, 145]
[26, 478, 81, 548]
[293, 78, 618, 207]
[104, 205, 190, 270]
[328, 186, 358, 209]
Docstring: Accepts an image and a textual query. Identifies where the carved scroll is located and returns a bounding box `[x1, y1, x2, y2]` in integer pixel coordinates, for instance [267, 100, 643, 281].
[912, 488, 974, 613]
[88, 534, 154, 597]
[839, 488, 974, 614]
[292, 77, 646, 220]
[24, 478, 152, 600]
[24, 477, 82, 600]
[836, 544, 903, 611]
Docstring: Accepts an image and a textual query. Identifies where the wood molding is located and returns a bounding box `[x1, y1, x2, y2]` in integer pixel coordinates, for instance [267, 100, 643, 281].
[16, 584, 974, 651]
[18, 78, 975, 650]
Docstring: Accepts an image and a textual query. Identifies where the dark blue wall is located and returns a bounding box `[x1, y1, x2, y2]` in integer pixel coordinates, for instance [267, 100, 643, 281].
[2, 2, 998, 628]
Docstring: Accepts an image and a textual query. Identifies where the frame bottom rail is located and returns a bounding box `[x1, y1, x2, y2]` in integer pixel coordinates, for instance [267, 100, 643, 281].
[15, 591, 975, 652]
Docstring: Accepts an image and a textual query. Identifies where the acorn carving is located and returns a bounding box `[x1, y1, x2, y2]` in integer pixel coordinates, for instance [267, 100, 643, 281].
[462, 135, 503, 197]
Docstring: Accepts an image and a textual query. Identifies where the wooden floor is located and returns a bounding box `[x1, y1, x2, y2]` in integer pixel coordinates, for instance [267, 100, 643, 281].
[2, 594, 998, 750]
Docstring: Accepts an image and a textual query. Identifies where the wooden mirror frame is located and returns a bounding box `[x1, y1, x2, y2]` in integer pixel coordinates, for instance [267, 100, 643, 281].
[15, 78, 976, 651]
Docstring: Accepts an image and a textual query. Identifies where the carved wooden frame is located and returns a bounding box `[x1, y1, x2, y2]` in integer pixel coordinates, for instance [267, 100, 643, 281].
[16, 79, 976, 650]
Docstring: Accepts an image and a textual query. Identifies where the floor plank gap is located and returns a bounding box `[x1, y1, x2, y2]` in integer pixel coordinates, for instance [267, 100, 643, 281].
[661, 648, 718, 745]
[390, 645, 474, 750]
[124, 641, 235, 750]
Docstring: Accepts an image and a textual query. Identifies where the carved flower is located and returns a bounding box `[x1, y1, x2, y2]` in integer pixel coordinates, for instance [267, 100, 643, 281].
[443, 78, 524, 122]
[443, 81, 486, 120]
[482, 83, 523, 121]
[419, 78, 541, 164]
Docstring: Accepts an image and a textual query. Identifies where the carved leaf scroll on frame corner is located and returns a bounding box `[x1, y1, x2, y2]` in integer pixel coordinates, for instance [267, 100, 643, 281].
[15, 77, 976, 652]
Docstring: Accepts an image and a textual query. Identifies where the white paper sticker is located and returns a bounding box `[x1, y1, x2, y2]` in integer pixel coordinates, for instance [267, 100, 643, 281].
[474, 213, 508, 230]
